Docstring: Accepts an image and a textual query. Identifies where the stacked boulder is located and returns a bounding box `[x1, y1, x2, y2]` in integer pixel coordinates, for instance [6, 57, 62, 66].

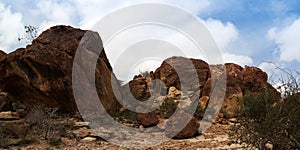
[124, 56, 279, 138]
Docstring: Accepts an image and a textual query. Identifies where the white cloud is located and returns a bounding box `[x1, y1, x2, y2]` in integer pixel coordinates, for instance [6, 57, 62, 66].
[36, 0, 76, 30]
[258, 62, 280, 76]
[202, 18, 239, 52]
[0, 2, 24, 52]
[222, 53, 253, 66]
[70, 0, 210, 29]
[268, 18, 300, 62]
[0, 0, 255, 81]
[200, 18, 253, 66]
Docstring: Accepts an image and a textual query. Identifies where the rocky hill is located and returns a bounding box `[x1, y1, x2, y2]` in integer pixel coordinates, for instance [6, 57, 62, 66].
[0, 25, 282, 149]
[124, 56, 280, 121]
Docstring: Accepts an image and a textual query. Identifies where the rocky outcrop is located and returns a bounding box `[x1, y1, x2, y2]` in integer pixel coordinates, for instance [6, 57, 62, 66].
[154, 57, 210, 91]
[122, 75, 150, 102]
[126, 56, 279, 119]
[0, 50, 6, 61]
[136, 111, 159, 127]
[0, 92, 12, 112]
[165, 112, 199, 139]
[0, 25, 121, 115]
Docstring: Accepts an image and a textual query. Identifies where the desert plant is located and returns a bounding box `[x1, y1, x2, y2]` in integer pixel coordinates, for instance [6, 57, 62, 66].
[18, 25, 39, 44]
[25, 105, 73, 146]
[230, 87, 300, 149]
[139, 70, 150, 79]
[159, 97, 179, 119]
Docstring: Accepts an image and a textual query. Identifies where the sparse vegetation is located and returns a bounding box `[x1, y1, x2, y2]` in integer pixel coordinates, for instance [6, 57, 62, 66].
[25, 105, 73, 146]
[159, 97, 179, 119]
[139, 70, 151, 78]
[230, 67, 300, 149]
[18, 25, 39, 43]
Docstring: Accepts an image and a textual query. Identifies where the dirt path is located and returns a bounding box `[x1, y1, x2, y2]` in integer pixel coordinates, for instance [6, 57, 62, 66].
[5, 123, 252, 150]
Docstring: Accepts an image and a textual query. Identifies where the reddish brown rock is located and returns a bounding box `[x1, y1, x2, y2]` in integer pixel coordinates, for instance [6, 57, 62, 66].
[242, 66, 268, 93]
[0, 50, 6, 61]
[0, 92, 13, 112]
[154, 56, 210, 91]
[165, 112, 199, 139]
[225, 63, 243, 81]
[0, 25, 121, 114]
[127, 58, 279, 119]
[199, 96, 209, 110]
[136, 111, 159, 127]
[124, 75, 151, 101]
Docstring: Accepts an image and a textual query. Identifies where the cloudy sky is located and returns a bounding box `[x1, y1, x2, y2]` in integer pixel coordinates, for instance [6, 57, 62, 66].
[1, 0, 300, 83]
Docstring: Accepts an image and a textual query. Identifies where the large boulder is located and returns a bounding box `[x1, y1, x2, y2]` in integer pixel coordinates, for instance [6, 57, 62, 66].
[122, 75, 150, 102]
[0, 25, 121, 115]
[136, 111, 159, 127]
[200, 63, 279, 118]
[165, 112, 199, 139]
[154, 56, 210, 91]
[242, 66, 269, 93]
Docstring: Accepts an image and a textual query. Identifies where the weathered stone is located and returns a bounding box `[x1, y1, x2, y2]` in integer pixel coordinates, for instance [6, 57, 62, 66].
[199, 96, 209, 110]
[167, 86, 181, 99]
[157, 118, 168, 130]
[122, 75, 151, 102]
[0, 25, 121, 115]
[136, 110, 159, 127]
[81, 137, 97, 142]
[154, 56, 210, 91]
[0, 111, 19, 120]
[0, 92, 12, 112]
[0, 119, 29, 139]
[72, 127, 92, 138]
[228, 118, 238, 123]
[0, 50, 6, 61]
[166, 112, 199, 139]
[74, 121, 90, 128]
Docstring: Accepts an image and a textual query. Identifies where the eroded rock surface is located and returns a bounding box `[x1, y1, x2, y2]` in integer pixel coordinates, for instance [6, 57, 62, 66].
[126, 56, 279, 119]
[0, 25, 121, 114]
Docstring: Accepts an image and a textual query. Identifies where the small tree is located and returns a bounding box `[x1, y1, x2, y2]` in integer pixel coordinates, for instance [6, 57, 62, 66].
[18, 25, 39, 44]
[139, 70, 150, 79]
[230, 65, 300, 149]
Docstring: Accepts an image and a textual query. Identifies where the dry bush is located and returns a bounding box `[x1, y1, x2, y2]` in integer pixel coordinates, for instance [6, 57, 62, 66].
[230, 65, 300, 149]
[25, 105, 73, 146]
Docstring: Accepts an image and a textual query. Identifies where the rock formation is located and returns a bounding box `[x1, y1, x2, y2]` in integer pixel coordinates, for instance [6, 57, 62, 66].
[126, 56, 279, 120]
[0, 25, 121, 115]
[165, 112, 199, 139]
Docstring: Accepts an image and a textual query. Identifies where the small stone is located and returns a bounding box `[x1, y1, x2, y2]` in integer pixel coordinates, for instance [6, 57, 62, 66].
[0, 111, 19, 120]
[165, 112, 199, 139]
[199, 96, 209, 110]
[74, 121, 90, 128]
[265, 142, 273, 150]
[81, 137, 97, 142]
[157, 119, 167, 130]
[167, 86, 181, 99]
[139, 125, 144, 129]
[228, 118, 238, 123]
[186, 91, 194, 97]
[72, 128, 92, 138]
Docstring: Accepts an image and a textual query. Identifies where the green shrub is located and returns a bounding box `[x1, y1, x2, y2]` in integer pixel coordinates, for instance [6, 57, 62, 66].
[159, 98, 179, 119]
[231, 88, 300, 149]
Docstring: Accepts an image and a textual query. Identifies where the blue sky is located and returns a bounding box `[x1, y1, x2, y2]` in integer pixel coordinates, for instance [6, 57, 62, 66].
[0, 0, 300, 83]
